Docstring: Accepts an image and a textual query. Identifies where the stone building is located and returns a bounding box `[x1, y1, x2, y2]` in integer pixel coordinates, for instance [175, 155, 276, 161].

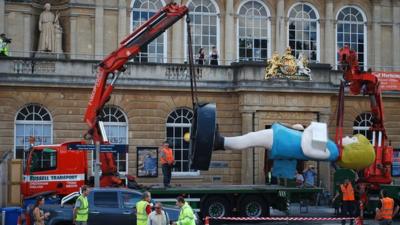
[0, 0, 399, 192]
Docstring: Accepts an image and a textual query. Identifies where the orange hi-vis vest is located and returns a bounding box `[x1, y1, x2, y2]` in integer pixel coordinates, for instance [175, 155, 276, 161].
[380, 197, 394, 219]
[341, 183, 355, 201]
[161, 147, 174, 165]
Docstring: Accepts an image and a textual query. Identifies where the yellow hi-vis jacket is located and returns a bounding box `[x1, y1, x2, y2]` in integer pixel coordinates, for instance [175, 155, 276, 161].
[136, 200, 149, 225]
[177, 202, 195, 225]
[76, 195, 89, 222]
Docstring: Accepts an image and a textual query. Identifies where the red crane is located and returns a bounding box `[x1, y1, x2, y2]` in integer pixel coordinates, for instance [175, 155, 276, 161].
[336, 44, 393, 187]
[83, 3, 188, 187]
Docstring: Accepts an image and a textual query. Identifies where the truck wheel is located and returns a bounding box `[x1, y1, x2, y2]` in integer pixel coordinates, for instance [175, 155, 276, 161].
[239, 196, 269, 217]
[201, 196, 231, 218]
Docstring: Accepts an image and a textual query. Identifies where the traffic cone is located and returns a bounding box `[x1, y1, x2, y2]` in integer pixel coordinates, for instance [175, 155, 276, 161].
[17, 215, 22, 225]
[204, 216, 210, 225]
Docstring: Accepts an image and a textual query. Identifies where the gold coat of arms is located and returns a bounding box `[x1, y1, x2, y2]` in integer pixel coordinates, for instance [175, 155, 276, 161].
[265, 47, 311, 80]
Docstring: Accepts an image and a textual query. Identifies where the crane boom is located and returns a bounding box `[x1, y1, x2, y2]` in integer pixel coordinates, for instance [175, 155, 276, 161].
[83, 3, 188, 186]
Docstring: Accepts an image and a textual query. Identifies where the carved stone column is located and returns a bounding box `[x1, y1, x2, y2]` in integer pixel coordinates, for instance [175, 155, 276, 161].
[118, 0, 127, 43]
[324, 0, 334, 66]
[240, 112, 254, 184]
[224, 0, 234, 64]
[95, 0, 104, 60]
[276, 0, 285, 54]
[372, 2, 382, 70]
[393, 1, 400, 69]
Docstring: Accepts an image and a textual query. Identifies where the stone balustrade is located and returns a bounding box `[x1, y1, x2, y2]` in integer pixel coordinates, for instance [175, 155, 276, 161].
[0, 57, 343, 92]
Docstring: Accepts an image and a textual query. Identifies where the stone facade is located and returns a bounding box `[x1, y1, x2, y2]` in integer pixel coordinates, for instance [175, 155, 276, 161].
[0, 58, 399, 191]
[1, 0, 400, 70]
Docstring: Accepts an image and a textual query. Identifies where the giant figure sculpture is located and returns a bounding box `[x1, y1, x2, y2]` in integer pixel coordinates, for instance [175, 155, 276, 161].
[189, 103, 375, 178]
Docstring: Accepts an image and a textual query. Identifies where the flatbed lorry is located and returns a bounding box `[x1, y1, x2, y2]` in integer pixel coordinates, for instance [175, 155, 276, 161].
[149, 184, 321, 218]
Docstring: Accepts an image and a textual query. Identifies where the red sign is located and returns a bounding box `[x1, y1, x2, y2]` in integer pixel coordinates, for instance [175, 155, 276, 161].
[372, 71, 400, 91]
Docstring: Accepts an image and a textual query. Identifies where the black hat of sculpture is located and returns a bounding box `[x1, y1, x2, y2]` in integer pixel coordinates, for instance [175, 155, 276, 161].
[189, 102, 224, 170]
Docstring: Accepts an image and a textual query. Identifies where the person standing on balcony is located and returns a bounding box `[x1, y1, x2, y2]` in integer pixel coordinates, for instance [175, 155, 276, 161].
[209, 46, 219, 65]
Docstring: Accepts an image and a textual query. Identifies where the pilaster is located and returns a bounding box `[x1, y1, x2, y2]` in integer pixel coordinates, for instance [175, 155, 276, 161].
[118, 0, 127, 43]
[95, 0, 104, 60]
[393, 4, 400, 69]
[23, 14, 31, 57]
[224, 0, 234, 64]
[171, 0, 183, 63]
[276, 0, 285, 54]
[240, 112, 255, 184]
[0, 0, 4, 34]
[324, 0, 334, 66]
[372, 3, 382, 70]
[70, 16, 77, 59]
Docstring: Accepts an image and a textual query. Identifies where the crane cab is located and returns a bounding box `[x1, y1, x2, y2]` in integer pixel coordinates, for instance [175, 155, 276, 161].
[21, 142, 88, 198]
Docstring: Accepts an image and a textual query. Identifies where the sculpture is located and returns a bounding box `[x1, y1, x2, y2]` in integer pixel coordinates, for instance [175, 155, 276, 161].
[265, 52, 281, 79]
[38, 3, 62, 53]
[297, 52, 311, 78]
[280, 47, 297, 76]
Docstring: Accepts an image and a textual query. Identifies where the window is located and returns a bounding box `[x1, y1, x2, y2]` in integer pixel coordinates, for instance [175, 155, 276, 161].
[15, 104, 52, 161]
[353, 112, 374, 142]
[166, 108, 195, 175]
[92, 106, 128, 174]
[186, 0, 219, 63]
[120, 192, 141, 209]
[131, 0, 165, 63]
[238, 0, 270, 61]
[30, 148, 57, 172]
[288, 3, 319, 62]
[336, 6, 367, 69]
[93, 192, 119, 208]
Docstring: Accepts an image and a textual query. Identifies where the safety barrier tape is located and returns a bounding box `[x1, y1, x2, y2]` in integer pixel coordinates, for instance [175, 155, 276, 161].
[206, 216, 359, 221]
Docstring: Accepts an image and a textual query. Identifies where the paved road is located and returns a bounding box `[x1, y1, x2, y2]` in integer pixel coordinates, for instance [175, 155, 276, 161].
[210, 204, 400, 225]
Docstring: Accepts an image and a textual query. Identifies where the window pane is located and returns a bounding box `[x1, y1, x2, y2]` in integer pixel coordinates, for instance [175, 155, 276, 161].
[93, 192, 119, 208]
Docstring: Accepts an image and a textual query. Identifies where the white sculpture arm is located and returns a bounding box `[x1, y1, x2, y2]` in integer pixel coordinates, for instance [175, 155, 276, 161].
[224, 129, 273, 150]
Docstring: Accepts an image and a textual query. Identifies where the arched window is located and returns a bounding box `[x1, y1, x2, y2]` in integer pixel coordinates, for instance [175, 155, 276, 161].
[336, 6, 367, 69]
[288, 3, 319, 62]
[166, 108, 196, 175]
[92, 106, 128, 174]
[15, 104, 52, 161]
[353, 112, 374, 142]
[131, 0, 165, 63]
[237, 0, 271, 61]
[186, 0, 219, 64]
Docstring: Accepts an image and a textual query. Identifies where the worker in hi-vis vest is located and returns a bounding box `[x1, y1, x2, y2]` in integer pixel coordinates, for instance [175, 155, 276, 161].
[136, 191, 153, 225]
[73, 185, 90, 225]
[172, 196, 195, 225]
[376, 189, 399, 225]
[333, 179, 355, 225]
[160, 140, 174, 188]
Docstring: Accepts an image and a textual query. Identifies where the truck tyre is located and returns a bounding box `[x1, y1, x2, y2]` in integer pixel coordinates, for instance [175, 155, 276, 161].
[201, 196, 231, 218]
[239, 195, 269, 217]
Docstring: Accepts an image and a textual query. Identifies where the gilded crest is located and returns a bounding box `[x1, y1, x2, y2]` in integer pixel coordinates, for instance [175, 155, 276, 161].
[265, 47, 312, 80]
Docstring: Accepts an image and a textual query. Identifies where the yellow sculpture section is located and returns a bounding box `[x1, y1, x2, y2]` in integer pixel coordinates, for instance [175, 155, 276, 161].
[337, 134, 376, 170]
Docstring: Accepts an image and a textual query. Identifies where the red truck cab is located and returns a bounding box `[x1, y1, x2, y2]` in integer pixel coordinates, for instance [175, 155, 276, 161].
[21, 142, 88, 198]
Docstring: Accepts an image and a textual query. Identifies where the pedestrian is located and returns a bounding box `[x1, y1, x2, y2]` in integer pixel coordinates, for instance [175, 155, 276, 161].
[303, 164, 317, 187]
[333, 179, 355, 225]
[147, 202, 170, 225]
[137, 191, 153, 225]
[172, 196, 195, 225]
[160, 140, 174, 188]
[73, 185, 90, 225]
[295, 170, 304, 187]
[375, 189, 399, 225]
[197, 47, 205, 65]
[32, 196, 50, 225]
[209, 46, 218, 65]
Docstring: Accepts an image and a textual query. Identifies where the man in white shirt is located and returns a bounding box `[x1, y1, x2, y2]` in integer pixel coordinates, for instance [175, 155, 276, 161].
[147, 202, 170, 225]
